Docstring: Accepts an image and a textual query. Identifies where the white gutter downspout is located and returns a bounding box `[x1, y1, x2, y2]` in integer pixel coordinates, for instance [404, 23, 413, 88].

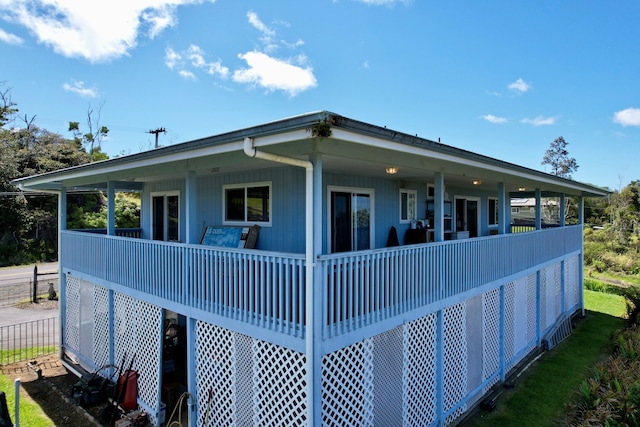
[243, 137, 317, 426]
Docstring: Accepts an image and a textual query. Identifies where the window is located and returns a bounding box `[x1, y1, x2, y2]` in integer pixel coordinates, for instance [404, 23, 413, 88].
[152, 192, 179, 242]
[489, 198, 499, 226]
[328, 186, 374, 253]
[223, 182, 271, 225]
[400, 189, 417, 223]
[511, 207, 520, 214]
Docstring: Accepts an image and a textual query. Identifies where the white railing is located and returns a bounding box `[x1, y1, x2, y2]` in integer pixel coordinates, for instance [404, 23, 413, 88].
[317, 225, 582, 338]
[61, 231, 306, 337]
[61, 226, 582, 343]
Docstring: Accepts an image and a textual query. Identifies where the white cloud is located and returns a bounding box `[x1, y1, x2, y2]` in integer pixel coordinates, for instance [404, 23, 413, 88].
[233, 51, 317, 97]
[482, 114, 508, 124]
[247, 10, 275, 44]
[62, 80, 98, 98]
[178, 70, 197, 80]
[613, 107, 640, 127]
[0, 0, 213, 63]
[508, 78, 532, 94]
[164, 45, 229, 80]
[0, 28, 23, 45]
[521, 116, 556, 126]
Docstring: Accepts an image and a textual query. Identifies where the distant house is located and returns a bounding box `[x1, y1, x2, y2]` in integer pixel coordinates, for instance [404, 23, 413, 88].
[13, 111, 608, 426]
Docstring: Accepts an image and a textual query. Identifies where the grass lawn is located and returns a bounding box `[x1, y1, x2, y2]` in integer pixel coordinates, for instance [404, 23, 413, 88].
[0, 375, 53, 427]
[462, 290, 626, 427]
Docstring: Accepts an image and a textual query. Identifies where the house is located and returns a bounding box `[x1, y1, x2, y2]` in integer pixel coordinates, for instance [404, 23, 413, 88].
[511, 197, 562, 227]
[13, 111, 608, 426]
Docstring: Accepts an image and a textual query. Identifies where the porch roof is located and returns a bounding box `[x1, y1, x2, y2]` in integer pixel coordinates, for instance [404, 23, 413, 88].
[12, 110, 609, 198]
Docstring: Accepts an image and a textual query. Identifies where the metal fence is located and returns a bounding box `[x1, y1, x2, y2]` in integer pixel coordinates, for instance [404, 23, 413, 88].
[0, 278, 59, 308]
[0, 316, 58, 365]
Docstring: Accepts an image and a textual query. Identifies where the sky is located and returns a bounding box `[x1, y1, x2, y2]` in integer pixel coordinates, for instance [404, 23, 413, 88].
[0, 0, 639, 191]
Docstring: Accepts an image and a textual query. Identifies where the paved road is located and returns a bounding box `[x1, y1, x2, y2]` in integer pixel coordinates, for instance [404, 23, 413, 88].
[0, 263, 60, 352]
[0, 262, 58, 288]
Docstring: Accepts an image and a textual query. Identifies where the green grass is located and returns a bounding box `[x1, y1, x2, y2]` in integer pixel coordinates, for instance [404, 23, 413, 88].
[0, 373, 53, 427]
[463, 290, 626, 427]
[0, 346, 58, 365]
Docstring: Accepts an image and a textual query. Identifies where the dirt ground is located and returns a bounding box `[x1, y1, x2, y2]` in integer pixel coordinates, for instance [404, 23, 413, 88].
[2, 299, 109, 426]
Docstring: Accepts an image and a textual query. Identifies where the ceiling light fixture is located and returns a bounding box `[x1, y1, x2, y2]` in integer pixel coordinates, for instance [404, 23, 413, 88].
[518, 187, 526, 191]
[386, 167, 398, 175]
[472, 180, 481, 185]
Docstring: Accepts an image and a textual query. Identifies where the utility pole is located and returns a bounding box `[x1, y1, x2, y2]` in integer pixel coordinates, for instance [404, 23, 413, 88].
[147, 127, 166, 148]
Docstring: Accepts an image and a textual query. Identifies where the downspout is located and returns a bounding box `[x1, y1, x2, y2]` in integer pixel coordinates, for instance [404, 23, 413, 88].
[243, 137, 317, 426]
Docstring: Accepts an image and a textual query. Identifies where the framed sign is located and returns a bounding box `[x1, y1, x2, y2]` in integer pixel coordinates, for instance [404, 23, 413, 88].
[200, 225, 260, 249]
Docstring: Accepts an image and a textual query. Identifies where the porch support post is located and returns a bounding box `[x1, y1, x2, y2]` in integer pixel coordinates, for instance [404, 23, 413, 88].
[534, 188, 542, 230]
[310, 153, 323, 427]
[536, 270, 542, 346]
[185, 170, 198, 244]
[559, 194, 566, 227]
[107, 181, 116, 236]
[186, 316, 197, 427]
[497, 182, 507, 234]
[434, 171, 445, 242]
[436, 308, 444, 425]
[58, 187, 67, 360]
[499, 283, 506, 381]
[578, 196, 585, 315]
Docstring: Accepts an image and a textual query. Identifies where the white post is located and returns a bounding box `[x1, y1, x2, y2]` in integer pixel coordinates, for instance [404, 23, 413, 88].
[14, 378, 20, 427]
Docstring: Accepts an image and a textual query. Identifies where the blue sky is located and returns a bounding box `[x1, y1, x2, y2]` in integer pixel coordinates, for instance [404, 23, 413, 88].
[0, 0, 638, 190]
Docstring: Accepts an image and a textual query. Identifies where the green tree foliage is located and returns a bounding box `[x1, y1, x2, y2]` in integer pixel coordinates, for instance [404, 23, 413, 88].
[542, 136, 579, 179]
[68, 102, 109, 161]
[584, 181, 640, 275]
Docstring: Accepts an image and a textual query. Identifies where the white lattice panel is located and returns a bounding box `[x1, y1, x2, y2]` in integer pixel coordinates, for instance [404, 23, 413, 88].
[482, 288, 500, 392]
[403, 313, 437, 426]
[554, 262, 562, 318]
[64, 274, 81, 355]
[194, 322, 307, 427]
[373, 328, 403, 426]
[526, 273, 537, 344]
[114, 292, 136, 362]
[503, 281, 515, 366]
[443, 303, 467, 422]
[254, 340, 307, 427]
[135, 300, 162, 410]
[194, 321, 237, 426]
[543, 265, 557, 330]
[539, 270, 547, 332]
[93, 286, 110, 369]
[565, 255, 579, 308]
[322, 340, 374, 427]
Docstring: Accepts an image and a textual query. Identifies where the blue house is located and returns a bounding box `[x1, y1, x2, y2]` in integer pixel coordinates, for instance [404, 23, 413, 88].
[13, 111, 608, 426]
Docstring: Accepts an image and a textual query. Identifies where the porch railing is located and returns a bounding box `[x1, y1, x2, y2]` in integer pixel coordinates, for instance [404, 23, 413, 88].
[61, 231, 306, 337]
[317, 225, 582, 338]
[61, 225, 582, 342]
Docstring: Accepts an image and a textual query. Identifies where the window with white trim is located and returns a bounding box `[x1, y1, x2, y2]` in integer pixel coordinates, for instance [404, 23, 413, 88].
[223, 182, 271, 225]
[400, 189, 417, 223]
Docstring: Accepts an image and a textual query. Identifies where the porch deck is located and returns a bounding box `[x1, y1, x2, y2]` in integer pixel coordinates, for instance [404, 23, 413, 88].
[60, 225, 582, 353]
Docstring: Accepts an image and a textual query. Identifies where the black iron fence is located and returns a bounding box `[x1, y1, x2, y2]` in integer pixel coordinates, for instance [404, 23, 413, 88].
[0, 316, 58, 365]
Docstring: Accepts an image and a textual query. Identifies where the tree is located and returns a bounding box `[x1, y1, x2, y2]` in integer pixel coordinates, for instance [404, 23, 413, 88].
[69, 102, 109, 160]
[0, 82, 18, 127]
[542, 136, 579, 179]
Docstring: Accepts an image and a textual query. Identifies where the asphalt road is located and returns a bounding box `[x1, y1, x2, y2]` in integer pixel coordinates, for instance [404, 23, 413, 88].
[0, 262, 59, 287]
[0, 263, 60, 352]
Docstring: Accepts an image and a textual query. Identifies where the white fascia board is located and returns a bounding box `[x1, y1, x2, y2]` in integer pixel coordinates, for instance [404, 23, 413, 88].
[330, 128, 604, 195]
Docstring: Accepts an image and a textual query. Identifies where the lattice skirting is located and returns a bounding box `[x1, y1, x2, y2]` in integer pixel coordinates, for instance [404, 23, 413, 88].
[63, 274, 163, 426]
[63, 256, 578, 427]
